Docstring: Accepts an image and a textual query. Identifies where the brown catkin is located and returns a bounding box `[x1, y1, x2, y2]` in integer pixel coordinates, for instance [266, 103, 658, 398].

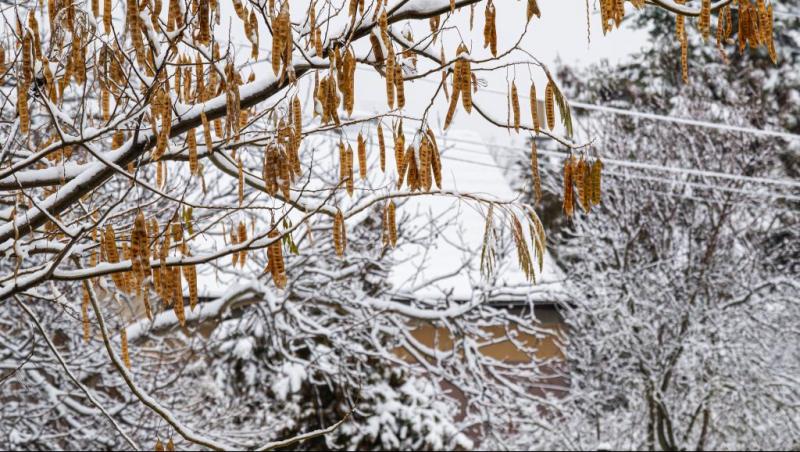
[238, 221, 247, 267]
[172, 268, 185, 326]
[699, 0, 711, 41]
[681, 36, 689, 83]
[394, 65, 405, 109]
[563, 157, 574, 218]
[511, 82, 520, 132]
[531, 140, 542, 203]
[424, 128, 442, 187]
[544, 80, 555, 130]
[530, 83, 540, 134]
[483, 0, 497, 57]
[333, 209, 346, 257]
[18, 86, 29, 135]
[591, 158, 602, 205]
[387, 201, 397, 247]
[104, 0, 112, 33]
[292, 96, 302, 138]
[357, 133, 367, 179]
[377, 122, 386, 172]
[187, 128, 198, 174]
[267, 229, 287, 288]
[346, 143, 354, 196]
[183, 262, 198, 310]
[121, 329, 131, 369]
[82, 283, 91, 342]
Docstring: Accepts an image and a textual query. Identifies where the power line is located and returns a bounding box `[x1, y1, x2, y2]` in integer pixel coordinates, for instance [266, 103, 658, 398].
[317, 127, 800, 191]
[436, 134, 800, 189]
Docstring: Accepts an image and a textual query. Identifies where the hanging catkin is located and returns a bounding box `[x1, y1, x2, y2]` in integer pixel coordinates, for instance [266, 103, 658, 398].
[346, 143, 354, 196]
[394, 65, 405, 109]
[121, 329, 131, 369]
[377, 122, 386, 172]
[511, 82, 520, 132]
[182, 261, 198, 310]
[267, 229, 287, 288]
[187, 128, 198, 174]
[544, 80, 555, 130]
[358, 132, 367, 179]
[483, 0, 497, 57]
[103, 0, 112, 33]
[333, 209, 346, 257]
[563, 157, 574, 218]
[531, 140, 542, 203]
[699, 0, 711, 41]
[591, 158, 602, 206]
[238, 221, 247, 267]
[530, 83, 540, 134]
[172, 267, 185, 326]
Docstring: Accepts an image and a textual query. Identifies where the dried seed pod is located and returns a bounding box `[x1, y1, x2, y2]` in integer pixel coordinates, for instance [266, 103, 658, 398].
[377, 122, 386, 172]
[358, 132, 367, 179]
[511, 81, 520, 132]
[333, 209, 346, 257]
[387, 201, 397, 246]
[531, 140, 542, 203]
[544, 80, 555, 130]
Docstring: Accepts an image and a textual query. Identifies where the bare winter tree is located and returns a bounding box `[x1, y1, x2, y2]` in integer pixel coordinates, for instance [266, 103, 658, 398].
[0, 0, 784, 449]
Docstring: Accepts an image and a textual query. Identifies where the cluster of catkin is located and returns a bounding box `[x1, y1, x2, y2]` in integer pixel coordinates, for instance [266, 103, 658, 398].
[600, 0, 645, 34]
[445, 44, 474, 129]
[264, 100, 303, 199]
[272, 2, 294, 81]
[397, 128, 443, 192]
[562, 155, 603, 218]
[97, 214, 198, 330]
[734, 0, 777, 62]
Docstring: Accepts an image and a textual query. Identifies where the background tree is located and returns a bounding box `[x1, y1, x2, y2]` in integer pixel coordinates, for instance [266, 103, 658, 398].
[507, 2, 800, 449]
